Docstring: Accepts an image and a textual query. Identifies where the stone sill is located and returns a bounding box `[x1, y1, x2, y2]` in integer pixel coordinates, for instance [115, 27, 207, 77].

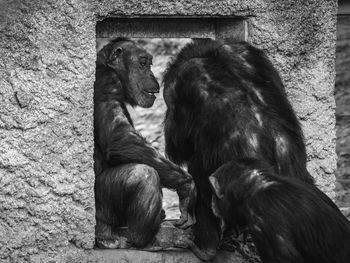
[90, 249, 245, 263]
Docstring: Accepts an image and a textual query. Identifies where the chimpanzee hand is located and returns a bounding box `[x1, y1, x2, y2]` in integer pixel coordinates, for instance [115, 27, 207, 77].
[173, 169, 197, 229]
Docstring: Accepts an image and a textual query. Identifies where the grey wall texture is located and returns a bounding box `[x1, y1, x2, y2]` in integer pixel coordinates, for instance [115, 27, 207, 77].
[0, 0, 338, 262]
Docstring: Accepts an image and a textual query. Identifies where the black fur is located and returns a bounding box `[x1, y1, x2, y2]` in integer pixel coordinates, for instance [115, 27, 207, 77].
[210, 158, 350, 263]
[94, 39, 196, 247]
[163, 39, 314, 257]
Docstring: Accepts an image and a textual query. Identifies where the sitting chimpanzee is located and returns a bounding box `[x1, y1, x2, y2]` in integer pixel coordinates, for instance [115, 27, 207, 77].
[94, 38, 196, 248]
[163, 39, 315, 259]
[209, 158, 350, 263]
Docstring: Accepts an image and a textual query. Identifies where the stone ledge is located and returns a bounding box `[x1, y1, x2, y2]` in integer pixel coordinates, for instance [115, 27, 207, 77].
[90, 249, 245, 263]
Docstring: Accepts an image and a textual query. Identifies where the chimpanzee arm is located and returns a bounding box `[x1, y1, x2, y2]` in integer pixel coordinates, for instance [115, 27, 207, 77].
[95, 100, 196, 227]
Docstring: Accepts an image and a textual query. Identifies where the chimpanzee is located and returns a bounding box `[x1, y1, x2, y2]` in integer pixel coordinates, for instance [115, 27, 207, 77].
[94, 38, 196, 248]
[163, 39, 315, 258]
[209, 158, 350, 263]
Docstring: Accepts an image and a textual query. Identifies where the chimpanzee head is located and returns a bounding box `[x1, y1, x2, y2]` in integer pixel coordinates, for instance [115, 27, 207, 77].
[98, 38, 160, 108]
[209, 158, 275, 228]
[209, 161, 255, 239]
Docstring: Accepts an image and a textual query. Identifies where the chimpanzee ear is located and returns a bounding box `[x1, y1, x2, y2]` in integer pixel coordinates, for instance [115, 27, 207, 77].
[209, 176, 224, 199]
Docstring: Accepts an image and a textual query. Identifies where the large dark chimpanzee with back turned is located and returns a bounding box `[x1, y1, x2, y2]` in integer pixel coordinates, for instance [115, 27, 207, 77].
[163, 39, 315, 259]
[94, 38, 196, 248]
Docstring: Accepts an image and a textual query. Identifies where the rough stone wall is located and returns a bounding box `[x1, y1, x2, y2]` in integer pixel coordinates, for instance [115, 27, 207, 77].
[247, 2, 338, 196]
[0, 1, 96, 262]
[0, 0, 337, 262]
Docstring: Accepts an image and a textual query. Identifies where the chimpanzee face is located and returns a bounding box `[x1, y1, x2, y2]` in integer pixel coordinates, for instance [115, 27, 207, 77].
[210, 176, 233, 215]
[209, 175, 231, 230]
[107, 41, 160, 108]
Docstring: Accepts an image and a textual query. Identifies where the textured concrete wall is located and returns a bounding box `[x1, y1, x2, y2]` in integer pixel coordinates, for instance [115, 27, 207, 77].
[0, 1, 96, 262]
[0, 0, 337, 262]
[247, 2, 338, 195]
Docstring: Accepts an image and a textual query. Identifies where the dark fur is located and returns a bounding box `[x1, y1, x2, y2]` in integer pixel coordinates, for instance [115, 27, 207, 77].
[94, 38, 196, 247]
[210, 158, 350, 263]
[163, 39, 314, 256]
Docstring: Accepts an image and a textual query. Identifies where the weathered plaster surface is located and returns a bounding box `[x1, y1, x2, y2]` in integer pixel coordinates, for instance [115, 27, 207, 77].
[0, 1, 96, 261]
[0, 0, 337, 262]
[247, 2, 338, 195]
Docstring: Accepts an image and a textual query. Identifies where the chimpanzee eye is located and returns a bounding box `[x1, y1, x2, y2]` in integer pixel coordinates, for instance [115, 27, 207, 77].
[112, 47, 123, 60]
[140, 58, 147, 67]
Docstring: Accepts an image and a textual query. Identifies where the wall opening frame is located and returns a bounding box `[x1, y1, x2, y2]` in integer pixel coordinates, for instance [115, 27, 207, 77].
[94, 16, 248, 247]
[96, 17, 248, 40]
[95, 16, 248, 216]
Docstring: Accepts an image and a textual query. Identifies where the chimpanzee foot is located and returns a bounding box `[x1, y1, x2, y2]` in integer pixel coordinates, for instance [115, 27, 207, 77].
[95, 220, 131, 249]
[95, 236, 131, 249]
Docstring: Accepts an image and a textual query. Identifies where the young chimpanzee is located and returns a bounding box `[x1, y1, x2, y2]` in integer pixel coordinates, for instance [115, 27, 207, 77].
[94, 38, 196, 248]
[163, 39, 315, 258]
[209, 158, 350, 263]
